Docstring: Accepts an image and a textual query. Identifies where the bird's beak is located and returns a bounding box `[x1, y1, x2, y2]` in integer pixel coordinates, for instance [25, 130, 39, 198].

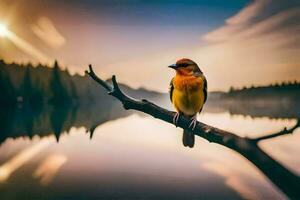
[168, 64, 177, 70]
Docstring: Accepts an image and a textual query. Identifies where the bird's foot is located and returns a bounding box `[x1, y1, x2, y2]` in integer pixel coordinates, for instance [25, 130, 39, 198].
[173, 112, 180, 126]
[188, 116, 197, 131]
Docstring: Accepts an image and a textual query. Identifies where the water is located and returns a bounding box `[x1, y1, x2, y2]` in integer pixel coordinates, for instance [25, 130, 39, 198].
[0, 98, 299, 200]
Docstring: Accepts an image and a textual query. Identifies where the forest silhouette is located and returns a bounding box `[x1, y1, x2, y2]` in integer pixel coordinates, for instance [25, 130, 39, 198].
[0, 60, 162, 143]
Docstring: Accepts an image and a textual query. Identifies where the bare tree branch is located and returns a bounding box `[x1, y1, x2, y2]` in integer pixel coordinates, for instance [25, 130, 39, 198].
[253, 120, 300, 142]
[87, 64, 112, 91]
[86, 65, 240, 147]
[85, 64, 300, 199]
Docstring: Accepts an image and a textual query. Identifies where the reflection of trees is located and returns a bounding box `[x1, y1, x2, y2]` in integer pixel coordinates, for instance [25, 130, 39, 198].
[0, 107, 14, 143]
[0, 100, 131, 144]
[49, 61, 72, 105]
[205, 98, 300, 119]
[0, 62, 16, 106]
[50, 106, 72, 142]
[86, 65, 300, 199]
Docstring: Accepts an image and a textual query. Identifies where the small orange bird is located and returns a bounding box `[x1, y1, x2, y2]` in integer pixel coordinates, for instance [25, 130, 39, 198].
[168, 58, 207, 148]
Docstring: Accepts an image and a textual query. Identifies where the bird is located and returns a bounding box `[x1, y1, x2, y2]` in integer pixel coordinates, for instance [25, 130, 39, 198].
[168, 58, 207, 148]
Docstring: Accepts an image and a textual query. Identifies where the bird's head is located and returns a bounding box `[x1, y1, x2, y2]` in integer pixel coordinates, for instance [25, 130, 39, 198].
[168, 58, 202, 76]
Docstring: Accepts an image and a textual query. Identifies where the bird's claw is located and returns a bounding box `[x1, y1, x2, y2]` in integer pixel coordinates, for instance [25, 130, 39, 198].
[173, 112, 180, 126]
[188, 116, 197, 130]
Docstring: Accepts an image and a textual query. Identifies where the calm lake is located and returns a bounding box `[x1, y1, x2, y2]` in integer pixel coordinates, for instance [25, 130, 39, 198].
[0, 96, 299, 200]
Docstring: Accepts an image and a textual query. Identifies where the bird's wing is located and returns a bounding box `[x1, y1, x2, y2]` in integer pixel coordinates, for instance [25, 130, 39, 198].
[169, 78, 174, 102]
[199, 76, 207, 113]
[203, 76, 207, 103]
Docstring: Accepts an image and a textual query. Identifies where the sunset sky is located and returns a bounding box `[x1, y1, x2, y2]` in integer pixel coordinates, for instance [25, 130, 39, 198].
[0, 0, 299, 91]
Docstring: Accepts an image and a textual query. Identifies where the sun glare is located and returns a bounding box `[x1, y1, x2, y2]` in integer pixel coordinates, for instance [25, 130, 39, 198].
[0, 24, 9, 37]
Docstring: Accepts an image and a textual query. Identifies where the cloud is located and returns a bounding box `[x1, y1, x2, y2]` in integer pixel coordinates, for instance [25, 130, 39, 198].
[31, 17, 66, 49]
[34, 154, 67, 185]
[202, 160, 286, 199]
[202, 0, 300, 43]
[195, 0, 300, 91]
[226, 0, 271, 25]
[202, 0, 272, 42]
[7, 31, 51, 64]
[0, 138, 52, 182]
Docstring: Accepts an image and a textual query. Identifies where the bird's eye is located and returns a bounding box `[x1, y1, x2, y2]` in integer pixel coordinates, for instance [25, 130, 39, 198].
[180, 63, 189, 68]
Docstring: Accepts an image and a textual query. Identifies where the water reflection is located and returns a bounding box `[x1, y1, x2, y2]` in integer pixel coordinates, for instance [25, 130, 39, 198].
[205, 96, 300, 119]
[0, 96, 299, 199]
[0, 100, 132, 144]
[0, 94, 299, 144]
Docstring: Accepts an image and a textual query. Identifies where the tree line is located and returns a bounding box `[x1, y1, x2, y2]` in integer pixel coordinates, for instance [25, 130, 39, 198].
[226, 80, 300, 100]
[0, 60, 78, 108]
[229, 81, 300, 93]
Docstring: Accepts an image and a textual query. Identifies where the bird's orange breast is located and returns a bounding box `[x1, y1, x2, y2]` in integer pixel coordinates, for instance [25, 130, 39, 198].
[172, 74, 205, 116]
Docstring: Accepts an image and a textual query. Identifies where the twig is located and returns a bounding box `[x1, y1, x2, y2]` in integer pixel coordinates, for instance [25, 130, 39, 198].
[253, 120, 300, 142]
[86, 64, 112, 91]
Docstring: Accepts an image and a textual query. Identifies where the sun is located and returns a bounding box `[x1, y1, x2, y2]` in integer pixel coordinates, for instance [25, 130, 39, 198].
[0, 24, 9, 37]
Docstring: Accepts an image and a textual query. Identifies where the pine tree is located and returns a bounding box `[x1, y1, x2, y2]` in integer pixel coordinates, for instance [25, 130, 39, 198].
[49, 60, 71, 105]
[0, 67, 16, 106]
[229, 86, 235, 93]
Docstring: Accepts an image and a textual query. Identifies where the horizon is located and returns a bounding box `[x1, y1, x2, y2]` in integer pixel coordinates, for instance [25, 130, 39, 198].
[1, 58, 299, 93]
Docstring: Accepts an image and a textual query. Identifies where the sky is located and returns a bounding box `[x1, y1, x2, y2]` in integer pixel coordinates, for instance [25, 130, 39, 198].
[0, 0, 299, 91]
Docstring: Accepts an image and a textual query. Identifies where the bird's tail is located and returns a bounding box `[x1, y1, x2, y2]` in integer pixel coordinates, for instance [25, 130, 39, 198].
[182, 129, 195, 148]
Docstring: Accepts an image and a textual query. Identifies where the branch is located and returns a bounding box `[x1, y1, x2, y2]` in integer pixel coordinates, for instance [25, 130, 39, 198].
[253, 119, 300, 142]
[85, 65, 242, 147]
[86, 64, 112, 91]
[85, 64, 300, 199]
